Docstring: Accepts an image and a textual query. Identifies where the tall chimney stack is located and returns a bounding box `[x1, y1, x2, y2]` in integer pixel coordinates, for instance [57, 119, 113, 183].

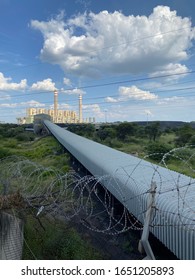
[54, 90, 58, 123]
[79, 94, 82, 123]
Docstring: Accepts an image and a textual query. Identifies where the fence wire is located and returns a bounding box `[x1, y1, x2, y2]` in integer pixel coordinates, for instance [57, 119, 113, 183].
[0, 147, 194, 236]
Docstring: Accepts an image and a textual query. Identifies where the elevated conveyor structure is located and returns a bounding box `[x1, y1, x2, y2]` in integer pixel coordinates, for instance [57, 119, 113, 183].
[44, 120, 195, 260]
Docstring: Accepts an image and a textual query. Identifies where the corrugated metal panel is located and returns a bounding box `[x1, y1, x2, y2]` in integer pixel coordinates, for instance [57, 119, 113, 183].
[0, 212, 23, 260]
[44, 120, 195, 259]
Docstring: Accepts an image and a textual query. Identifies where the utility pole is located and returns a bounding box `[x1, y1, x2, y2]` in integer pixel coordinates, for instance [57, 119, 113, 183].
[54, 90, 58, 123]
[79, 94, 83, 123]
[104, 109, 108, 123]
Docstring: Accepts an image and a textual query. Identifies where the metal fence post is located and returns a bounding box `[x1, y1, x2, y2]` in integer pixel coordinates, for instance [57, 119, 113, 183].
[138, 181, 157, 260]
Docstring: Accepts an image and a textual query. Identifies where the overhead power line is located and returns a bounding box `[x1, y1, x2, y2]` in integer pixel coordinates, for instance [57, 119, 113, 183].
[1, 68, 195, 100]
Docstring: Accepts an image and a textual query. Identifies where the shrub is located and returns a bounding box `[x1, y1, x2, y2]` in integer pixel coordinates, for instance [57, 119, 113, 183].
[175, 124, 195, 146]
[146, 142, 172, 162]
[16, 132, 35, 142]
[0, 148, 11, 159]
[189, 135, 195, 146]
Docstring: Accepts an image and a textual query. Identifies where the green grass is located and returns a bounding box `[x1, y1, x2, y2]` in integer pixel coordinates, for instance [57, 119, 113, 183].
[92, 132, 195, 177]
[1, 132, 103, 260]
[158, 132, 176, 146]
[0, 135, 70, 172]
[22, 216, 103, 260]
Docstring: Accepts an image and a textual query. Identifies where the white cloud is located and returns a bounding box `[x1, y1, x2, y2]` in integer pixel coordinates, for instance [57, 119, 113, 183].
[61, 87, 85, 95]
[119, 86, 158, 100]
[58, 103, 71, 110]
[149, 63, 189, 82]
[106, 85, 158, 103]
[0, 100, 45, 108]
[0, 72, 27, 91]
[22, 100, 46, 107]
[0, 103, 17, 108]
[156, 95, 185, 105]
[63, 77, 72, 86]
[31, 6, 195, 78]
[105, 96, 118, 103]
[83, 103, 104, 118]
[30, 78, 56, 91]
[0, 93, 11, 100]
[144, 109, 153, 117]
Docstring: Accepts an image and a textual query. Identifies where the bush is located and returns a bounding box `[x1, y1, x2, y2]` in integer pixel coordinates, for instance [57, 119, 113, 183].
[0, 148, 11, 159]
[116, 122, 137, 140]
[146, 142, 172, 162]
[16, 132, 35, 142]
[189, 135, 195, 146]
[175, 124, 195, 146]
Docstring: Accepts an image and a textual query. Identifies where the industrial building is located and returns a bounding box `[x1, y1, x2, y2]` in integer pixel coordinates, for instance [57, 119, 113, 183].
[17, 91, 95, 125]
[26, 107, 79, 124]
[17, 108, 78, 124]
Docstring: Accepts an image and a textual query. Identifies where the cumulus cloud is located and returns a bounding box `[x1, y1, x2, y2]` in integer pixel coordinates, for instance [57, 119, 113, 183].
[149, 63, 189, 82]
[0, 100, 45, 108]
[0, 72, 27, 91]
[119, 86, 158, 100]
[63, 77, 72, 86]
[22, 100, 46, 107]
[105, 97, 118, 103]
[83, 104, 104, 118]
[61, 87, 85, 95]
[31, 6, 195, 77]
[30, 78, 56, 91]
[106, 85, 158, 103]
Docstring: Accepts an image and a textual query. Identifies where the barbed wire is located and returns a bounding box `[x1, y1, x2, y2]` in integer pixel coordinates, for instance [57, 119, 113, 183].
[0, 147, 195, 236]
[143, 146, 195, 232]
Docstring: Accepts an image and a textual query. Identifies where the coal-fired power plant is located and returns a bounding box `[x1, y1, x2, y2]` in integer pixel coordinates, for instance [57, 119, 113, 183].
[17, 89, 95, 124]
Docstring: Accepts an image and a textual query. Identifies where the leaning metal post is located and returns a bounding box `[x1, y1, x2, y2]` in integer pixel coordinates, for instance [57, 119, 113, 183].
[138, 181, 157, 260]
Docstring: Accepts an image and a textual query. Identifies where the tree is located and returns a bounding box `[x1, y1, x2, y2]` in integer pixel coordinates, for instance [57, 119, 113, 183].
[116, 122, 137, 141]
[68, 124, 95, 137]
[146, 142, 171, 162]
[145, 122, 161, 141]
[175, 124, 195, 146]
[96, 127, 116, 141]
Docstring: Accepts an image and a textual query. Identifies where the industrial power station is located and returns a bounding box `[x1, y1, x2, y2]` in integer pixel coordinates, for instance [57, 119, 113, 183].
[17, 91, 95, 125]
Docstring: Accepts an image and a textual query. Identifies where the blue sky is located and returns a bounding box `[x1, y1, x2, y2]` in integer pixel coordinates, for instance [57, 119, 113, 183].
[1, 0, 195, 123]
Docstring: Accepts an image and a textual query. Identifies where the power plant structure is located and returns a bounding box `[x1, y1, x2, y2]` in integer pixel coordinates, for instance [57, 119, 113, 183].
[17, 90, 95, 125]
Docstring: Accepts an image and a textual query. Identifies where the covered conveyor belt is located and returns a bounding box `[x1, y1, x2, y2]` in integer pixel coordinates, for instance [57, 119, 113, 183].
[44, 120, 195, 259]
